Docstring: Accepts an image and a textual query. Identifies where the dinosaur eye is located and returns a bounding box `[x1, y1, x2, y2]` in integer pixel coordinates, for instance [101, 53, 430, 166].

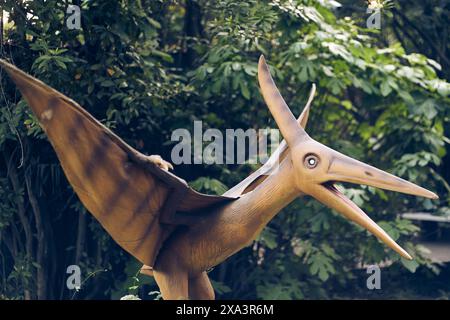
[304, 154, 319, 169]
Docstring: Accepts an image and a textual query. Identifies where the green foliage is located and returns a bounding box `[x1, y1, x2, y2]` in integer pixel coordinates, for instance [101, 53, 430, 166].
[0, 0, 449, 299]
[190, 177, 229, 194]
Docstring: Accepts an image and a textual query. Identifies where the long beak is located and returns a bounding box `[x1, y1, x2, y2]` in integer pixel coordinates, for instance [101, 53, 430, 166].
[308, 149, 438, 260]
[327, 151, 438, 199]
[309, 183, 414, 260]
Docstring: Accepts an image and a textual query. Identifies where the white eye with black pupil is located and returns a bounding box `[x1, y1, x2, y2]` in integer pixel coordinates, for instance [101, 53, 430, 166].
[304, 154, 319, 169]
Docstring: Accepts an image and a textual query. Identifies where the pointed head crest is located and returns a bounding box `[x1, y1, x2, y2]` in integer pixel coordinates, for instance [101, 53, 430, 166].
[258, 55, 309, 147]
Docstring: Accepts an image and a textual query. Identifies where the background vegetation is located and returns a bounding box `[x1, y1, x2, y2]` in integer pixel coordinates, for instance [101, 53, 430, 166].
[0, 0, 449, 299]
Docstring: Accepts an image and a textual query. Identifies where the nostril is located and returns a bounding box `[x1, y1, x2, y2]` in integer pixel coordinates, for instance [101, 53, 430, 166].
[365, 171, 373, 177]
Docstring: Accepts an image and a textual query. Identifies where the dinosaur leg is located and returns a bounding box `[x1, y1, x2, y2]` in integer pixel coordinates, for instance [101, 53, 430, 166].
[188, 272, 215, 300]
[154, 268, 189, 300]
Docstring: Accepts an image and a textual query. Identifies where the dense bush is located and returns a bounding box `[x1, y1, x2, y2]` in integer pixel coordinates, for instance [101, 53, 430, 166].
[0, 0, 449, 299]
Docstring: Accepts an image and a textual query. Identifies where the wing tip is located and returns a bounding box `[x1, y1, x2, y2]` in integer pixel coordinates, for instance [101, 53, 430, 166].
[0, 58, 24, 77]
[0, 59, 17, 80]
[0, 58, 62, 95]
[258, 55, 270, 77]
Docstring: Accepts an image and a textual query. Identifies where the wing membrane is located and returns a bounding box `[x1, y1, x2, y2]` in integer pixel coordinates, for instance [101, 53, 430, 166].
[0, 59, 235, 266]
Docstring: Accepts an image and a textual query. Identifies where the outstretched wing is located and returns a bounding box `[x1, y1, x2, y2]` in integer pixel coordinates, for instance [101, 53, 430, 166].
[0, 59, 235, 267]
[224, 84, 316, 197]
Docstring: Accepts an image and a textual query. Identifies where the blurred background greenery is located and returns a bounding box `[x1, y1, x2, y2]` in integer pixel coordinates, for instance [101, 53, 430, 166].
[0, 0, 449, 300]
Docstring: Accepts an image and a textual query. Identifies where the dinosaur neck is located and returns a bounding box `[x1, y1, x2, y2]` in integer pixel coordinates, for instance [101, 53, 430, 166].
[182, 158, 300, 271]
[233, 157, 299, 240]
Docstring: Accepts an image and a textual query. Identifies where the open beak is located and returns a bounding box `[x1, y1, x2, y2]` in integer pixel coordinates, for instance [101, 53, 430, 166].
[308, 149, 438, 260]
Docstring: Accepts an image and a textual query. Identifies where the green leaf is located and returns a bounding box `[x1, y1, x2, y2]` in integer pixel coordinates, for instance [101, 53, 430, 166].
[401, 258, 419, 273]
[260, 228, 278, 249]
[380, 80, 392, 96]
[239, 81, 251, 100]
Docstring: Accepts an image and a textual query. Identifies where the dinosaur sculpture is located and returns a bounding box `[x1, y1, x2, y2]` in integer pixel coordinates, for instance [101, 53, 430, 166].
[0, 56, 437, 300]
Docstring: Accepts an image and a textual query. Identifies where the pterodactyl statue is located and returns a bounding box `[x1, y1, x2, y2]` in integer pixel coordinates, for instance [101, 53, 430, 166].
[0, 56, 438, 300]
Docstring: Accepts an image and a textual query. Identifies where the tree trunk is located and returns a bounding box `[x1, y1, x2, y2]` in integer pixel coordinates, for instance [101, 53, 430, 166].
[75, 210, 86, 264]
[182, 0, 203, 67]
[3, 151, 33, 299]
[25, 174, 47, 300]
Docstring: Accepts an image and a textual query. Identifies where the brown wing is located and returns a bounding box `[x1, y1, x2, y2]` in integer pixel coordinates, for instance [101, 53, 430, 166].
[0, 59, 236, 267]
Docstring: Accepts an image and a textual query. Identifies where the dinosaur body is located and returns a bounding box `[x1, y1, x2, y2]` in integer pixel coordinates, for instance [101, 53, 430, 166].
[151, 158, 296, 299]
[0, 56, 437, 300]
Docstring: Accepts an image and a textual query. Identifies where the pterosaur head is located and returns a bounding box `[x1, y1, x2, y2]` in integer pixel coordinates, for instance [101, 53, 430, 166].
[258, 55, 438, 260]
